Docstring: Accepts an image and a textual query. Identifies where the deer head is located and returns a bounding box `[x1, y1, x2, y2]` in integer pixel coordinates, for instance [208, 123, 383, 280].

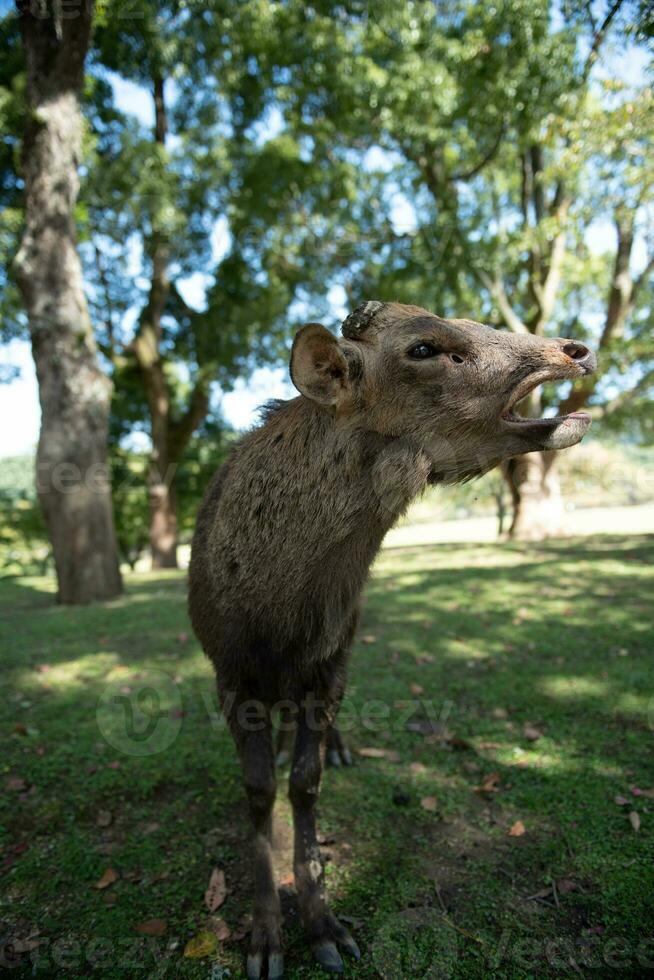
[290, 301, 595, 484]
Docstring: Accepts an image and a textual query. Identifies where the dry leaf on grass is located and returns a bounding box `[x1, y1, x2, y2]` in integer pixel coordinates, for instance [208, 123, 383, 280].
[94, 867, 119, 889]
[508, 820, 526, 837]
[410, 682, 424, 696]
[614, 795, 629, 807]
[629, 811, 641, 832]
[135, 919, 167, 936]
[204, 868, 227, 911]
[6, 777, 27, 792]
[279, 872, 295, 887]
[357, 747, 401, 762]
[523, 723, 543, 742]
[420, 796, 439, 812]
[631, 786, 654, 798]
[184, 932, 218, 958]
[361, 635, 377, 645]
[475, 772, 501, 794]
[96, 810, 112, 827]
[207, 916, 231, 941]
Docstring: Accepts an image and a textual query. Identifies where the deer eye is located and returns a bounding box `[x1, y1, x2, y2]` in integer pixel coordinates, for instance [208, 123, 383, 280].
[407, 342, 441, 359]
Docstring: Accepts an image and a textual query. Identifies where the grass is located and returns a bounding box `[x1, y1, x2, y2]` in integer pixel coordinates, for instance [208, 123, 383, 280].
[1, 534, 653, 978]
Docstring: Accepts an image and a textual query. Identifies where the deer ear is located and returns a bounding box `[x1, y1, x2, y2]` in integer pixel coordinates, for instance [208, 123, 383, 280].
[290, 323, 350, 406]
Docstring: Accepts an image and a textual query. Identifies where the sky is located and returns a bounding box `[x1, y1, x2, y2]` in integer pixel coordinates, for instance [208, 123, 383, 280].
[0, 33, 650, 458]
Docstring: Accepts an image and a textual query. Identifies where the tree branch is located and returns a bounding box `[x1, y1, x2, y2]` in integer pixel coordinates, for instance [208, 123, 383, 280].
[599, 367, 654, 418]
[450, 122, 505, 182]
[478, 269, 530, 334]
[582, 0, 625, 82]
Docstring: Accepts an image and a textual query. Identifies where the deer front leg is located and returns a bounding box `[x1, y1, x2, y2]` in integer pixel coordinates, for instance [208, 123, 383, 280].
[289, 694, 360, 973]
[231, 702, 283, 980]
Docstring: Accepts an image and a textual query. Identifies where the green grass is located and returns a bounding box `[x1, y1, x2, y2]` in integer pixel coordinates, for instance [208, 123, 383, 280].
[1, 535, 653, 978]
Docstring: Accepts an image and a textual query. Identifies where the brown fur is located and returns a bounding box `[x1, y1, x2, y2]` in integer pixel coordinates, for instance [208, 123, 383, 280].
[188, 302, 595, 978]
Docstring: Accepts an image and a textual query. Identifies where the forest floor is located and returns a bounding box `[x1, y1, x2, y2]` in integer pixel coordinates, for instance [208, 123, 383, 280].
[1, 534, 654, 978]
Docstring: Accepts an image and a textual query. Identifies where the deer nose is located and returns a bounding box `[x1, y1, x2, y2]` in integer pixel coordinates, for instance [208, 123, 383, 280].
[561, 341, 595, 373]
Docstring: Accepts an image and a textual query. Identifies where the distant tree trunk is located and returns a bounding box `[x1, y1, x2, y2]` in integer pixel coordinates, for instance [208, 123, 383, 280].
[132, 74, 211, 570]
[13, 0, 122, 603]
[503, 452, 564, 541]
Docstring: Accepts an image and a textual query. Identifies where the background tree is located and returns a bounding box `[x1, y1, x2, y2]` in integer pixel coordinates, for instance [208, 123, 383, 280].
[83, 1, 323, 567]
[12, 0, 122, 602]
[262, 0, 653, 538]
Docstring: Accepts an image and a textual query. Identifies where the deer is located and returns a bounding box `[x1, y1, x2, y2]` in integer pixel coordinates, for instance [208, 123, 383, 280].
[188, 301, 596, 979]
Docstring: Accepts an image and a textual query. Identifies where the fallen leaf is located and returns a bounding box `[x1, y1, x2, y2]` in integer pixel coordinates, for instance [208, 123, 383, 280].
[143, 821, 160, 834]
[415, 652, 435, 664]
[357, 747, 400, 762]
[279, 872, 295, 887]
[508, 820, 526, 837]
[103, 893, 118, 906]
[523, 723, 543, 742]
[361, 635, 377, 645]
[420, 795, 439, 812]
[13, 723, 28, 736]
[208, 916, 231, 941]
[6, 776, 27, 792]
[204, 868, 227, 912]
[96, 810, 112, 828]
[629, 811, 641, 832]
[556, 878, 577, 894]
[410, 682, 424, 696]
[631, 786, 654, 798]
[135, 919, 167, 937]
[475, 772, 501, 794]
[184, 932, 218, 958]
[409, 762, 427, 775]
[94, 867, 119, 889]
[614, 795, 629, 807]
[477, 741, 503, 750]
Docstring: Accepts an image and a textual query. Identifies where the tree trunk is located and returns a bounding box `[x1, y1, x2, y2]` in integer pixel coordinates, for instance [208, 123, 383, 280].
[148, 448, 179, 569]
[503, 451, 564, 541]
[13, 0, 122, 603]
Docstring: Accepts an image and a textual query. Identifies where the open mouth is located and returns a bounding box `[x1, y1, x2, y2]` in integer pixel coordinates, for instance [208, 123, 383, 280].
[499, 374, 591, 429]
[500, 371, 591, 449]
[500, 408, 592, 426]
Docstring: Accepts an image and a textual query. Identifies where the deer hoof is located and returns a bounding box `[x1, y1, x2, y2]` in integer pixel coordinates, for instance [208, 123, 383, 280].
[247, 950, 284, 979]
[314, 939, 344, 973]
